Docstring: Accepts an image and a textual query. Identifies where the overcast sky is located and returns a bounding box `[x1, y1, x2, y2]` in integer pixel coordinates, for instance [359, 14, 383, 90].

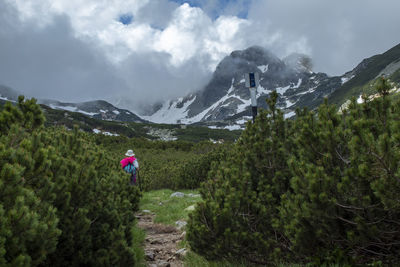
[1, 0, 400, 113]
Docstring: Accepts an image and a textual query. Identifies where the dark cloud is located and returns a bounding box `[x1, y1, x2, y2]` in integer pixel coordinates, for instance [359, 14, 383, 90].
[0, 1, 210, 113]
[0, 3, 127, 102]
[115, 51, 211, 112]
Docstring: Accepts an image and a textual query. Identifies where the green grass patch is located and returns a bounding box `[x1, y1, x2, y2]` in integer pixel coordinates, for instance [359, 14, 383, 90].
[139, 189, 202, 225]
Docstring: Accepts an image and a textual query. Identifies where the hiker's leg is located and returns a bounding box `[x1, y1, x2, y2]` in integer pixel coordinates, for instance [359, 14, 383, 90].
[130, 174, 137, 185]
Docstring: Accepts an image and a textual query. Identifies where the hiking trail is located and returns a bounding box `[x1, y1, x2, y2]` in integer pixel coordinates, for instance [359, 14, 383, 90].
[136, 211, 186, 267]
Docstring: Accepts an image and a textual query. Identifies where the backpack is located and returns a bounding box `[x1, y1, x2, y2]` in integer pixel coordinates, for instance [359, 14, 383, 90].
[123, 163, 136, 175]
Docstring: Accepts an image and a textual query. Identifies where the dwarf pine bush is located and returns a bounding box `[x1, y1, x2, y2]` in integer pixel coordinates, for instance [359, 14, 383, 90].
[0, 97, 141, 266]
[188, 79, 400, 265]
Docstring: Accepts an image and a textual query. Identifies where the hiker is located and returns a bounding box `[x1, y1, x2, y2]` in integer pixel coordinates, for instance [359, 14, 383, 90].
[120, 149, 139, 185]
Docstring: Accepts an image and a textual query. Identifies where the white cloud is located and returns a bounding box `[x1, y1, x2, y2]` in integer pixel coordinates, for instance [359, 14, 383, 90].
[8, 0, 248, 70]
[154, 4, 206, 65]
[153, 4, 248, 69]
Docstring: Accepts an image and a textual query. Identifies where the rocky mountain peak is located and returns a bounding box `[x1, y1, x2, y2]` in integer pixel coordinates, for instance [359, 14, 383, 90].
[230, 46, 281, 65]
[147, 46, 344, 125]
[283, 53, 313, 73]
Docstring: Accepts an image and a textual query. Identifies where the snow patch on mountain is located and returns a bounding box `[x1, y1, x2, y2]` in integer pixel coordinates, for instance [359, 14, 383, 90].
[0, 96, 15, 102]
[257, 65, 269, 73]
[182, 80, 248, 123]
[341, 75, 354, 84]
[284, 111, 296, 119]
[142, 96, 197, 124]
[49, 104, 98, 116]
[257, 84, 271, 96]
[225, 125, 242, 130]
[93, 129, 119, 136]
[285, 99, 296, 108]
[276, 85, 291, 95]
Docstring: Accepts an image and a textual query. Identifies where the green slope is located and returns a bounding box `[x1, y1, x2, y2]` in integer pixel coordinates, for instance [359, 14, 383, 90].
[329, 43, 400, 105]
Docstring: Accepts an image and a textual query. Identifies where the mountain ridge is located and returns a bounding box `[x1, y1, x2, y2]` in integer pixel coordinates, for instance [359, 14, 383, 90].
[0, 85, 148, 123]
[145, 43, 400, 128]
[145, 46, 342, 126]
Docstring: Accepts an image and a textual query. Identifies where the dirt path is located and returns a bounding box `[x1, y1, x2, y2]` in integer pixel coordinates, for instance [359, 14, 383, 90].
[136, 211, 186, 267]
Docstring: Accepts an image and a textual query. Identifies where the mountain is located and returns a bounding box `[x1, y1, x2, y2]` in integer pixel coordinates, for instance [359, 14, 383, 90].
[328, 43, 400, 104]
[3, 43, 400, 131]
[0, 85, 147, 123]
[145, 44, 400, 127]
[144, 46, 343, 126]
[38, 99, 147, 123]
[0, 85, 241, 142]
[0, 85, 20, 102]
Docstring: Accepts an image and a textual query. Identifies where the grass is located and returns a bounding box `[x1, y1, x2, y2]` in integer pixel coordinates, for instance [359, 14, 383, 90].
[139, 189, 202, 226]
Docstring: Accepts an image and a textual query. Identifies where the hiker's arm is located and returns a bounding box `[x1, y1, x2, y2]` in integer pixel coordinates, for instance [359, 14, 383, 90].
[134, 160, 139, 170]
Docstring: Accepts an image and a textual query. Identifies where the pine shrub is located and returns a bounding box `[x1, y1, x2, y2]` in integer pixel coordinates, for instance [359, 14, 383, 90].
[187, 79, 400, 265]
[187, 91, 293, 265]
[0, 97, 141, 266]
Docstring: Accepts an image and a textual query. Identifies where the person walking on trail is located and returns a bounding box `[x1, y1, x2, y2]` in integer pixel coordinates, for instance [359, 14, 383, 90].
[120, 149, 139, 186]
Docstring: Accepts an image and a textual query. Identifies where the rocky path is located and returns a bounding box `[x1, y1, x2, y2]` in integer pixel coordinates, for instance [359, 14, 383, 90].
[136, 211, 186, 267]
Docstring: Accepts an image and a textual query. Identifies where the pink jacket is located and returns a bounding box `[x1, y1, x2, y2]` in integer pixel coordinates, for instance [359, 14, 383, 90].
[120, 156, 137, 168]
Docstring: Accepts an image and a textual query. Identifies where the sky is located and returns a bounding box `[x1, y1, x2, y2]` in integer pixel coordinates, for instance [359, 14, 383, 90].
[1, 0, 400, 113]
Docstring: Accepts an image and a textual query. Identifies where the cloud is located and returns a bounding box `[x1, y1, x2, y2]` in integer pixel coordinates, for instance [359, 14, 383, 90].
[0, 3, 127, 102]
[170, 0, 251, 19]
[115, 51, 211, 112]
[0, 0, 249, 113]
[1, 0, 400, 115]
[153, 4, 248, 68]
[246, 0, 400, 75]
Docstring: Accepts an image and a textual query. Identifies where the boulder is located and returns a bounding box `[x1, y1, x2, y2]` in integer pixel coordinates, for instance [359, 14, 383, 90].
[184, 205, 196, 211]
[170, 192, 185, 198]
[175, 220, 187, 230]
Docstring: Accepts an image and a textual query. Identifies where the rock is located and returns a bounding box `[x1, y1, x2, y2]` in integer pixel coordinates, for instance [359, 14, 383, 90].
[184, 205, 196, 211]
[170, 192, 185, 198]
[175, 220, 187, 230]
[156, 260, 170, 267]
[175, 248, 187, 258]
[187, 193, 201, 198]
[180, 231, 186, 239]
[142, 209, 152, 213]
[150, 239, 162, 244]
[145, 251, 155, 261]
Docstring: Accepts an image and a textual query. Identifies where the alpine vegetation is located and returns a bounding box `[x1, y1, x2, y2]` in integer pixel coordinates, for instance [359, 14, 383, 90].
[0, 97, 141, 266]
[187, 78, 400, 266]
